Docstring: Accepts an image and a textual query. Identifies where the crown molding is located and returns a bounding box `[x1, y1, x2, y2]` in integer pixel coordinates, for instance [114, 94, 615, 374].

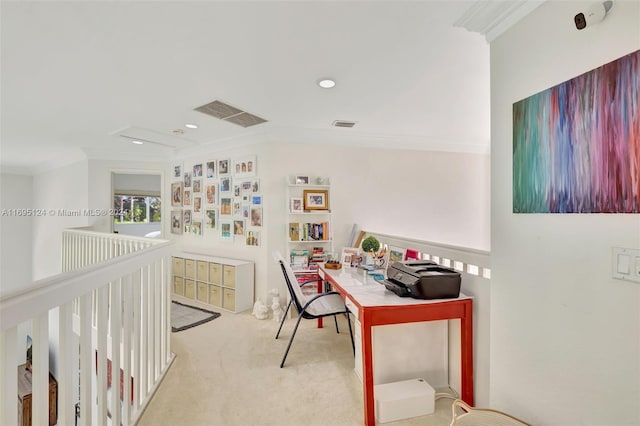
[455, 0, 546, 42]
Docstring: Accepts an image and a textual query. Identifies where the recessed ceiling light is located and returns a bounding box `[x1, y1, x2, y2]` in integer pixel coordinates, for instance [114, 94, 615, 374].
[131, 140, 143, 145]
[318, 78, 336, 89]
[185, 123, 198, 129]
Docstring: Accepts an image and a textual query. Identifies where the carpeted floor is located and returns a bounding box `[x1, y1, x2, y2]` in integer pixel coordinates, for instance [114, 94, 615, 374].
[171, 301, 221, 332]
[139, 309, 455, 426]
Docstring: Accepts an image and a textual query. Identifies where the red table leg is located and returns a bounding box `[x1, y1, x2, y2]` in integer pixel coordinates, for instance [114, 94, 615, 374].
[361, 312, 375, 426]
[460, 299, 474, 406]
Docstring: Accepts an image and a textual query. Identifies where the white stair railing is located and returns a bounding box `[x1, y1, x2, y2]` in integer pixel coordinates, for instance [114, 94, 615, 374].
[1, 230, 174, 426]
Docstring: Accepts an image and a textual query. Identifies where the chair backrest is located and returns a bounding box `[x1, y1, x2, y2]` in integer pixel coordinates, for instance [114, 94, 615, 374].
[273, 251, 307, 312]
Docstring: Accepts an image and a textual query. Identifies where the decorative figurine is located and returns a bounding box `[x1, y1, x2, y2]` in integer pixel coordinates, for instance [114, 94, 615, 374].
[270, 288, 284, 323]
[252, 298, 268, 320]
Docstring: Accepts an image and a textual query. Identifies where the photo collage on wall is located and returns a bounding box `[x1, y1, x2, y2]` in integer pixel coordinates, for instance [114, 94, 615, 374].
[170, 155, 261, 246]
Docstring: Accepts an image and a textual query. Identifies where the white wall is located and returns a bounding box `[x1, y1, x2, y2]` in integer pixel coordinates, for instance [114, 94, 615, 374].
[490, 1, 640, 424]
[170, 142, 490, 309]
[32, 160, 90, 280]
[0, 173, 33, 295]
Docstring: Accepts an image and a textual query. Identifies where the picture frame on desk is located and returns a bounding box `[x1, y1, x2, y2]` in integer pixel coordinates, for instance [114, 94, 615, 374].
[303, 189, 329, 211]
[290, 197, 303, 213]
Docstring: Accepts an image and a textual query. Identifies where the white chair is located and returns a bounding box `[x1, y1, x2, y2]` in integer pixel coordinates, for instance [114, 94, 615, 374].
[450, 399, 531, 426]
[273, 251, 354, 368]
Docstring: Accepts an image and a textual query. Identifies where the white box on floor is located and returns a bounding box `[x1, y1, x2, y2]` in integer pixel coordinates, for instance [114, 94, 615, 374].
[375, 378, 435, 423]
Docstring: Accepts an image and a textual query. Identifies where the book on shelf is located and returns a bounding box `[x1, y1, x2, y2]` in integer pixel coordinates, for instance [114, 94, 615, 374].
[289, 222, 331, 241]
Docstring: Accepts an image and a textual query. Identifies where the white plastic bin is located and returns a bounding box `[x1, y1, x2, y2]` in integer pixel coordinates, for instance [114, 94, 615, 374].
[374, 378, 435, 423]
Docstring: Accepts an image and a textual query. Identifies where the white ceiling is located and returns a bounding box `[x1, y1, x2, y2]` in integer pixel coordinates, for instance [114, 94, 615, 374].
[0, 1, 541, 175]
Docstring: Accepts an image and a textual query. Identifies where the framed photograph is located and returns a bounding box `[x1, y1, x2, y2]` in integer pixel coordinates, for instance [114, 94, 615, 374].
[220, 197, 232, 215]
[389, 246, 406, 262]
[171, 182, 183, 207]
[205, 184, 217, 205]
[193, 179, 201, 193]
[220, 177, 231, 192]
[242, 205, 250, 219]
[183, 189, 191, 206]
[251, 179, 260, 193]
[246, 230, 259, 246]
[220, 220, 233, 241]
[193, 163, 203, 177]
[172, 163, 183, 180]
[296, 175, 309, 185]
[233, 201, 242, 216]
[218, 159, 230, 176]
[233, 219, 245, 236]
[171, 210, 183, 234]
[193, 196, 202, 213]
[183, 171, 192, 188]
[192, 220, 202, 236]
[232, 155, 256, 178]
[205, 209, 217, 230]
[206, 160, 216, 179]
[233, 184, 241, 197]
[290, 197, 303, 213]
[250, 207, 262, 226]
[183, 210, 192, 233]
[303, 189, 329, 210]
[251, 195, 262, 205]
[241, 180, 252, 193]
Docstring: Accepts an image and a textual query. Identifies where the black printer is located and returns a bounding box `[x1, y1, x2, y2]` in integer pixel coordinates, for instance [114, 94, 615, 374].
[383, 261, 461, 300]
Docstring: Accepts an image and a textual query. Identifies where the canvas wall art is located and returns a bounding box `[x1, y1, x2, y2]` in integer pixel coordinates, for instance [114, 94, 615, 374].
[513, 49, 639, 213]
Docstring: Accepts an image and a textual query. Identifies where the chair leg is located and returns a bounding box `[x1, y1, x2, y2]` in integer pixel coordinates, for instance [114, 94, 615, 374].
[346, 312, 355, 355]
[280, 313, 304, 368]
[275, 299, 293, 339]
[334, 314, 340, 334]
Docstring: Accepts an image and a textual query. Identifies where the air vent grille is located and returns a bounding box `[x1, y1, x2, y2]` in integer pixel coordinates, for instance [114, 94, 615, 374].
[194, 100, 267, 128]
[333, 120, 356, 128]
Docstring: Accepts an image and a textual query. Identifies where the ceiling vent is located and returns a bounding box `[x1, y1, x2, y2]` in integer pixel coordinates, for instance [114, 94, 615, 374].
[333, 120, 356, 128]
[194, 100, 267, 128]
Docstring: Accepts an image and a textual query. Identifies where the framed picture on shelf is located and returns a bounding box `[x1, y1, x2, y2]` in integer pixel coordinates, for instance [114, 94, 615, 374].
[303, 189, 329, 210]
[389, 246, 406, 262]
[171, 210, 183, 234]
[171, 182, 183, 207]
[295, 175, 309, 184]
[290, 197, 303, 213]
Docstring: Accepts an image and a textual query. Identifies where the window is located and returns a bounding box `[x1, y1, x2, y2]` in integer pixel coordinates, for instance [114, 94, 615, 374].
[113, 194, 161, 223]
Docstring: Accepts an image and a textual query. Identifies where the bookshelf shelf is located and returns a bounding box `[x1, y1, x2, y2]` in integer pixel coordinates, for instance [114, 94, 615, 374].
[286, 175, 333, 273]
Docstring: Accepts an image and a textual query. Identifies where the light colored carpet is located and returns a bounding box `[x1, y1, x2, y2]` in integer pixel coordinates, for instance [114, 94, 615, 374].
[171, 301, 221, 332]
[139, 309, 455, 426]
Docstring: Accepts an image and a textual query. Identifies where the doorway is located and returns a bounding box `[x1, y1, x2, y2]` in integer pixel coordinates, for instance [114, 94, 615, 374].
[111, 172, 162, 238]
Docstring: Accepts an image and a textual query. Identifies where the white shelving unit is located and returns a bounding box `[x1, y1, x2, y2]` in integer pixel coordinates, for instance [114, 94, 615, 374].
[171, 251, 254, 313]
[285, 175, 333, 273]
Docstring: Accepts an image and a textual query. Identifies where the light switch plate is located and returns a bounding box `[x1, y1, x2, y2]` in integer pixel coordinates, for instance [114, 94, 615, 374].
[612, 247, 640, 283]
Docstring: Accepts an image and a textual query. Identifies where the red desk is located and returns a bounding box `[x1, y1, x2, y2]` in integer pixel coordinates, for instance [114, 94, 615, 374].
[318, 265, 474, 426]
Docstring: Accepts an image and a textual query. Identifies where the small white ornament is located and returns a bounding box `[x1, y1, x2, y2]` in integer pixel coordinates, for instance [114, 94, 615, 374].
[271, 296, 284, 323]
[252, 298, 268, 320]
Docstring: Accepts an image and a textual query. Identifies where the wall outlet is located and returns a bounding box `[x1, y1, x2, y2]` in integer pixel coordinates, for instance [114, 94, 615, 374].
[612, 247, 640, 284]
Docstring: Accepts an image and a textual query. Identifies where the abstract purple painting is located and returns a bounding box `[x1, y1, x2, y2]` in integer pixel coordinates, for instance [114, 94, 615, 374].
[513, 50, 639, 213]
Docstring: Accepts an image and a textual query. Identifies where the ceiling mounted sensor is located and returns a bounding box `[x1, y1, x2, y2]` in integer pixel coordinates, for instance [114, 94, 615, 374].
[194, 100, 267, 128]
[333, 120, 356, 128]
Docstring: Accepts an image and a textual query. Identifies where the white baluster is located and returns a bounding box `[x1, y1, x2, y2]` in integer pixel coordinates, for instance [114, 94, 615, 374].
[0, 327, 18, 426]
[32, 312, 50, 426]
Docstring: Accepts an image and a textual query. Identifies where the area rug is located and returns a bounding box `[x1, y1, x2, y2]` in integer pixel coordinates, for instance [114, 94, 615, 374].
[171, 301, 221, 332]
